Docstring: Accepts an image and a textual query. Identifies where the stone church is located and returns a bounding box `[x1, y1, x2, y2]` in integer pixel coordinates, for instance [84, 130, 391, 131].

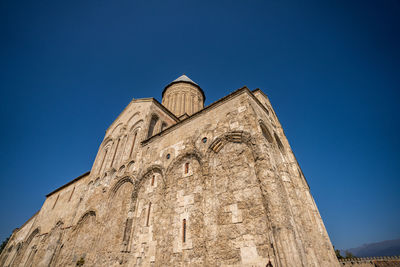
[0, 75, 340, 266]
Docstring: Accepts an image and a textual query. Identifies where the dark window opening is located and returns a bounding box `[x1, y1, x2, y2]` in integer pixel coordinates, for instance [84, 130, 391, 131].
[146, 202, 152, 226]
[260, 122, 273, 143]
[151, 175, 155, 186]
[147, 115, 159, 138]
[182, 219, 186, 243]
[185, 162, 189, 174]
[274, 133, 284, 152]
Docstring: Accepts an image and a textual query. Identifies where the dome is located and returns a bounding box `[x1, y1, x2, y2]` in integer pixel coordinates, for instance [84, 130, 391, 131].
[162, 75, 205, 102]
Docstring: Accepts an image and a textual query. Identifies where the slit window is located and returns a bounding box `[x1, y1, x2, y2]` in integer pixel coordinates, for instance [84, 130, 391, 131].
[182, 219, 186, 243]
[185, 162, 189, 174]
[68, 187, 75, 202]
[52, 194, 59, 209]
[146, 202, 152, 226]
[151, 175, 155, 186]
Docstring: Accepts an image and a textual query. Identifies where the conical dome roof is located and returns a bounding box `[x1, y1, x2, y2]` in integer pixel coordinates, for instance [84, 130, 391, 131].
[162, 74, 205, 101]
[172, 75, 198, 85]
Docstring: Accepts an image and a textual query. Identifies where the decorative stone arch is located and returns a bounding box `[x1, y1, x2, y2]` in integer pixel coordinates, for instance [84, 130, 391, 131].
[109, 176, 134, 200]
[122, 165, 165, 218]
[206, 130, 261, 161]
[24, 227, 40, 249]
[134, 165, 165, 193]
[99, 137, 114, 150]
[127, 112, 141, 127]
[75, 210, 96, 231]
[52, 220, 64, 230]
[95, 138, 114, 174]
[206, 130, 285, 266]
[258, 119, 274, 144]
[165, 149, 206, 182]
[110, 122, 125, 137]
[125, 120, 143, 159]
[129, 119, 144, 133]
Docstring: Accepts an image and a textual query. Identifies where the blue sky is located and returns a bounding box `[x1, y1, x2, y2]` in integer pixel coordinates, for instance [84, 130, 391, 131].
[0, 0, 399, 249]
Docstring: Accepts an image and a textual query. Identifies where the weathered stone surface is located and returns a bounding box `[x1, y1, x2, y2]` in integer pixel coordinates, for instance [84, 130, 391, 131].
[0, 77, 339, 266]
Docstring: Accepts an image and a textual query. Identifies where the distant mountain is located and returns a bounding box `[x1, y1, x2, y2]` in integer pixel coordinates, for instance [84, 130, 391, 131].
[343, 238, 400, 257]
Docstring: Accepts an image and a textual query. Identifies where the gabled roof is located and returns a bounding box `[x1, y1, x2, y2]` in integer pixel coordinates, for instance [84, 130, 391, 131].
[162, 74, 206, 102]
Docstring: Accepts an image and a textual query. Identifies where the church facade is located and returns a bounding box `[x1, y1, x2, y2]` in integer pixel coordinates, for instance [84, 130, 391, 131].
[0, 75, 339, 266]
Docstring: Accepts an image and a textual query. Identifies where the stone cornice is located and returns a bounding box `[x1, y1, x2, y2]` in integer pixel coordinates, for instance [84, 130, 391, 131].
[46, 171, 90, 198]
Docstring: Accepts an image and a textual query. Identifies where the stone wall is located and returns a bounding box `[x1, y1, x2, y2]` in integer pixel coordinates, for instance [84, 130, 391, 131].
[0, 87, 340, 266]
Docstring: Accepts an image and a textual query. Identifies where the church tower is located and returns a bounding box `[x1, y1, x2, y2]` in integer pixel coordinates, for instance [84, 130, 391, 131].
[162, 75, 205, 117]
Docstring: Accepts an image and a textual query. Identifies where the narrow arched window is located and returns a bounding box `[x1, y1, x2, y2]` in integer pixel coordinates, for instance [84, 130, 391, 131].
[182, 219, 186, 243]
[146, 202, 152, 226]
[123, 218, 133, 244]
[260, 121, 273, 143]
[274, 133, 284, 152]
[151, 175, 155, 186]
[185, 162, 189, 174]
[147, 115, 159, 138]
[129, 132, 137, 157]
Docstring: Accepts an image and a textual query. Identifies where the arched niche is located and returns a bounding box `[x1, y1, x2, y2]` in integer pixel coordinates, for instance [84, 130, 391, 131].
[19, 228, 40, 267]
[100, 177, 135, 253]
[128, 166, 165, 265]
[156, 151, 206, 265]
[204, 131, 277, 266]
[110, 123, 124, 138]
[35, 221, 64, 266]
[259, 120, 274, 143]
[57, 211, 97, 266]
[147, 114, 159, 138]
